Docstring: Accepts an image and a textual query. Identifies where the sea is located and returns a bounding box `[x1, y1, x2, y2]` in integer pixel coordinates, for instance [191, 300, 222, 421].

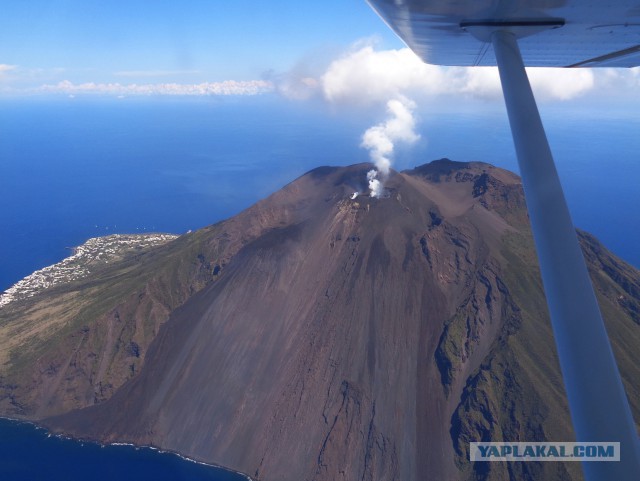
[0, 417, 246, 480]
[0, 93, 638, 479]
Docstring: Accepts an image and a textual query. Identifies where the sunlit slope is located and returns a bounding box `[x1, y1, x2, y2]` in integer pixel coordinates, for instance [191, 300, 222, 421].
[2, 160, 639, 481]
[0, 178, 322, 418]
[0, 229, 223, 416]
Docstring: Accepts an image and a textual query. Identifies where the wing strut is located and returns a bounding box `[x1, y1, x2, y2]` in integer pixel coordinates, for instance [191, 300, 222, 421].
[492, 29, 640, 480]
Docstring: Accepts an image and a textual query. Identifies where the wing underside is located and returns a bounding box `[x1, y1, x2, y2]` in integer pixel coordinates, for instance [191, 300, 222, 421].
[367, 0, 640, 67]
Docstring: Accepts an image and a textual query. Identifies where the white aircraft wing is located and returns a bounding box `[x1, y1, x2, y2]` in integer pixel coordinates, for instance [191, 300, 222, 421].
[368, 0, 640, 67]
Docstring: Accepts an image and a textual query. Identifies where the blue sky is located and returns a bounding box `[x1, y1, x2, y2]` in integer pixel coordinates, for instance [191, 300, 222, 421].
[0, 1, 403, 86]
[1, 0, 638, 106]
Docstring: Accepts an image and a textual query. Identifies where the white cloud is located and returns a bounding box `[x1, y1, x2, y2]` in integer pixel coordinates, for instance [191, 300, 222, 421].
[593, 66, 640, 92]
[321, 46, 447, 104]
[33, 79, 274, 96]
[457, 67, 502, 99]
[319, 44, 597, 104]
[0, 64, 17, 79]
[526, 67, 594, 100]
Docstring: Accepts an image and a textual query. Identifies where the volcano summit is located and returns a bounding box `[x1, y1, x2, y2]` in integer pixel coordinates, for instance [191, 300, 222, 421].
[1, 160, 639, 481]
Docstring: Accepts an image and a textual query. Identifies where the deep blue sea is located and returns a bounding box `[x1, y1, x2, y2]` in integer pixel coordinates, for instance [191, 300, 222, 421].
[0, 418, 245, 481]
[0, 94, 638, 479]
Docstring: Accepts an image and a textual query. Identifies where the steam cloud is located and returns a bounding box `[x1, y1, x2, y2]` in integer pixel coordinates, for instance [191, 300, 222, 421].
[361, 96, 420, 197]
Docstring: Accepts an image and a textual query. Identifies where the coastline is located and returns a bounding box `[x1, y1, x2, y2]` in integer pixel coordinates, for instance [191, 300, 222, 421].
[0, 415, 254, 481]
[0, 233, 179, 308]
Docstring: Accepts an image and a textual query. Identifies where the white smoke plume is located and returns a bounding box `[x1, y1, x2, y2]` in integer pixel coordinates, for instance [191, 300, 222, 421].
[361, 96, 420, 197]
[367, 169, 384, 198]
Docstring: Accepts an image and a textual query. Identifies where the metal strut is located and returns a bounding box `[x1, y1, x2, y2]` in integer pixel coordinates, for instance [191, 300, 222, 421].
[491, 30, 640, 481]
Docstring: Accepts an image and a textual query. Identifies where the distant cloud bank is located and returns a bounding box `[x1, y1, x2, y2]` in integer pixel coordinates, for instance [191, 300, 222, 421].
[33, 79, 274, 96]
[2, 41, 639, 100]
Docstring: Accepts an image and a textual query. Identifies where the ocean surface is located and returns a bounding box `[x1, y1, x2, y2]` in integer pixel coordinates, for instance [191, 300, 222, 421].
[0, 94, 638, 478]
[0, 418, 246, 481]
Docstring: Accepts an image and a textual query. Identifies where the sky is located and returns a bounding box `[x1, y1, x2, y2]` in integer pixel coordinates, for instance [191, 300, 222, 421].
[0, 1, 402, 87]
[1, 0, 639, 104]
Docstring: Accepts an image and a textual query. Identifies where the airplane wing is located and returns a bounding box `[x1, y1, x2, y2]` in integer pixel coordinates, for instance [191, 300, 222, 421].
[367, 0, 640, 67]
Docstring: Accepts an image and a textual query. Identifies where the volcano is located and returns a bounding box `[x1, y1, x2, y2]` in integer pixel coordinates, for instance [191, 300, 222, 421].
[1, 160, 639, 481]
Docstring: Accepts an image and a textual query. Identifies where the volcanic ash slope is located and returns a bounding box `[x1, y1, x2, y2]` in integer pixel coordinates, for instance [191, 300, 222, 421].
[4, 160, 640, 481]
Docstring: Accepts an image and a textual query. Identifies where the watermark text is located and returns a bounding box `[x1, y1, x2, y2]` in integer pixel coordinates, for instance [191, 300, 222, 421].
[470, 442, 620, 462]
